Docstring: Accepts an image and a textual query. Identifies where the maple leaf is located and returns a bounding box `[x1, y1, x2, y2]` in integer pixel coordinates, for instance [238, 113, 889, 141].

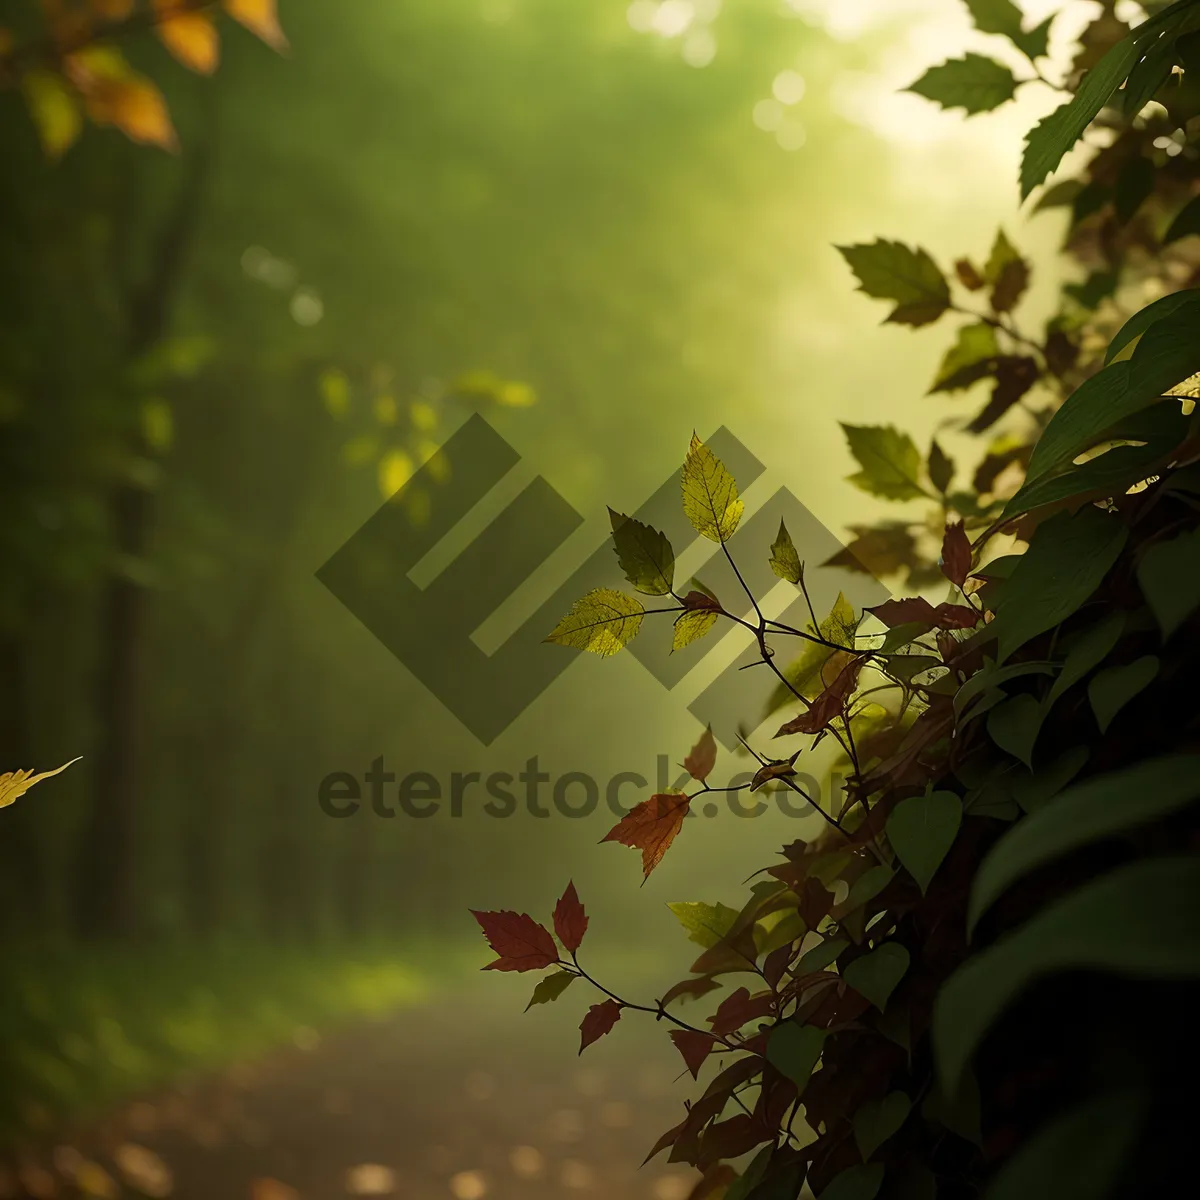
[602, 791, 691, 880]
[470, 910, 559, 972]
[579, 998, 622, 1053]
[553, 881, 588, 952]
[940, 521, 973, 588]
[683, 727, 717, 783]
[0, 757, 81, 810]
[708, 987, 775, 1036]
[775, 657, 865, 737]
[670, 1029, 717, 1079]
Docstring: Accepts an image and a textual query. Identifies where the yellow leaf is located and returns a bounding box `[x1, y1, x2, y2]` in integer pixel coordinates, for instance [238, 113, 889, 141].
[67, 49, 178, 150]
[224, 0, 288, 52]
[155, 2, 220, 75]
[0, 757, 80, 810]
[21, 70, 83, 159]
[546, 588, 645, 657]
[672, 608, 719, 652]
[681, 432, 743, 543]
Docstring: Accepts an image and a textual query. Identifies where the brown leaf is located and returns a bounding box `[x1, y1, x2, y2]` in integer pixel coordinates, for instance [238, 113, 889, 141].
[602, 791, 691, 879]
[940, 522, 972, 588]
[708, 987, 775, 1036]
[991, 258, 1030, 314]
[552, 881, 588, 953]
[470, 910, 559, 972]
[223, 0, 288, 51]
[824, 522, 921, 580]
[681, 589, 722, 612]
[154, 2, 219, 73]
[775, 657, 864, 737]
[750, 755, 800, 792]
[683, 727, 717, 783]
[662, 976, 723, 1006]
[797, 877, 835, 928]
[865, 597, 938, 629]
[967, 356, 1039, 433]
[763, 943, 795, 989]
[643, 1116, 689, 1165]
[670, 1029, 717, 1079]
[696, 1114, 767, 1169]
[954, 258, 985, 290]
[932, 602, 980, 630]
[579, 999, 622, 1053]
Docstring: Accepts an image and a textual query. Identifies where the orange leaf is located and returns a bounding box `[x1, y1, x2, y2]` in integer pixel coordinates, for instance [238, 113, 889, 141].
[683, 726, 717, 782]
[68, 50, 178, 151]
[579, 998, 622, 1053]
[552, 880, 588, 953]
[155, 2, 219, 74]
[940, 521, 972, 587]
[470, 909, 559, 972]
[601, 791, 690, 880]
[224, 0, 288, 52]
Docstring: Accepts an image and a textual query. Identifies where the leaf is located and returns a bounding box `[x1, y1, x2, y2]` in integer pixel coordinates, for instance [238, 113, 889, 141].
[866, 597, 978, 631]
[684, 727, 718, 783]
[661, 976, 723, 1006]
[1105, 288, 1199, 364]
[751, 755, 801, 791]
[955, 259, 985, 290]
[1087, 655, 1159, 734]
[769, 520, 803, 584]
[1114, 155, 1155, 224]
[840, 864, 895, 914]
[682, 434, 744, 543]
[0, 757, 81, 810]
[765, 1022, 826, 1091]
[224, 0, 288, 51]
[708, 987, 775, 1036]
[986, 694, 1044, 768]
[553, 881, 588, 952]
[68, 49, 178, 150]
[155, 2, 220, 74]
[842, 425, 926, 501]
[837, 241, 951, 328]
[1137, 528, 1200, 638]
[1045, 611, 1126, 709]
[843, 943, 910, 1011]
[854, 1091, 912, 1161]
[991, 507, 1128, 663]
[668, 901, 740, 948]
[722, 1148, 772, 1200]
[766, 594, 860, 716]
[609, 509, 675, 596]
[21, 70, 83, 158]
[818, 1164, 885, 1200]
[984, 230, 1030, 314]
[966, 356, 1040, 433]
[671, 1029, 717, 1079]
[470, 910, 560, 972]
[907, 54, 1017, 115]
[968, 754, 1200, 935]
[1164, 195, 1200, 244]
[579, 999, 622, 1053]
[525, 970, 577, 1011]
[927, 441, 954, 496]
[940, 522, 972, 587]
[982, 1089, 1148, 1200]
[602, 792, 691, 880]
[886, 791, 962, 895]
[776, 656, 864, 737]
[545, 588, 645, 656]
[936, 857, 1200, 1098]
[673, 608, 720, 652]
[826, 523, 921, 580]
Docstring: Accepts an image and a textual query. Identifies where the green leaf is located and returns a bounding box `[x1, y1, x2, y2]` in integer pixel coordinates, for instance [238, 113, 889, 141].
[21, 70, 83, 159]
[969, 755, 1200, 935]
[1031, 178, 1084, 213]
[609, 509, 675, 596]
[545, 588, 646, 656]
[1114, 155, 1156, 224]
[927, 440, 954, 495]
[930, 323, 999, 393]
[986, 693, 1043, 768]
[842, 865, 895, 913]
[954, 660, 1057, 723]
[1011, 744, 1089, 815]
[854, 1091, 912, 1161]
[1087, 655, 1159, 733]
[672, 609, 720, 652]
[981, 1089, 1148, 1200]
[819, 1164, 885, 1200]
[525, 970, 577, 1011]
[907, 54, 1017, 115]
[1105, 288, 1200, 364]
[990, 507, 1128, 663]
[1045, 611, 1126, 707]
[1164, 195, 1200, 244]
[765, 1022, 826, 1091]
[939, 856, 1200, 1097]
[886, 791, 963, 895]
[843, 943, 910, 1011]
[1137, 528, 1200, 638]
[682, 433, 744, 543]
[796, 937, 849, 975]
[667, 901, 740, 949]
[723, 1147, 773, 1200]
[842, 425, 927, 501]
[964, 0, 1051, 59]
[769, 520, 803, 584]
[837, 241, 951, 327]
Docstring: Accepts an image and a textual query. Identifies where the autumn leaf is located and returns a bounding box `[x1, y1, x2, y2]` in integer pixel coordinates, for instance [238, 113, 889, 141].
[708, 986, 775, 1036]
[670, 1028, 717, 1078]
[940, 522, 973, 587]
[155, 2, 220, 74]
[602, 791, 691, 880]
[775, 656, 864, 737]
[579, 998, 622, 1053]
[984, 229, 1030, 314]
[553, 880, 588, 952]
[545, 587, 645, 656]
[682, 588, 721, 612]
[683, 727, 717, 783]
[867, 598, 979, 631]
[224, 0, 288, 52]
[682, 433, 744, 543]
[470, 910, 560, 972]
[750, 753, 801, 792]
[67, 48, 177, 150]
[673, 608, 719, 652]
[955, 258, 985, 290]
[0, 757, 81, 810]
[661, 975, 723, 1006]
[769, 519, 803, 584]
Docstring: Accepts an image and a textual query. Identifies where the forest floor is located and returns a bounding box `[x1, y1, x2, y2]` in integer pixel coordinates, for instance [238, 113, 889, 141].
[3, 977, 709, 1200]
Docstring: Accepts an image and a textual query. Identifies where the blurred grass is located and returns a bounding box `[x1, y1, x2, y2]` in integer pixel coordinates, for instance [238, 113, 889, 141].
[0, 939, 471, 1146]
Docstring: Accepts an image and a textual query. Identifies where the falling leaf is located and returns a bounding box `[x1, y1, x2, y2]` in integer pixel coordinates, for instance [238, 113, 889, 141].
[0, 757, 80, 810]
[940, 522, 972, 588]
[545, 588, 645, 656]
[602, 792, 691, 879]
[470, 910, 560, 972]
[154, 2, 220, 74]
[769, 519, 803, 583]
[113, 1144, 172, 1197]
[683, 727, 717, 783]
[553, 881, 588, 952]
[579, 999, 622, 1053]
[224, 0, 288, 51]
[682, 433, 743, 543]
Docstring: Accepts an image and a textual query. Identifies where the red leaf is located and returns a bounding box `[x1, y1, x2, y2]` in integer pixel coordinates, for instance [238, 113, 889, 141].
[602, 791, 691, 879]
[553, 881, 588, 952]
[671, 1029, 717, 1079]
[940, 521, 972, 587]
[696, 1114, 766, 1169]
[579, 998, 622, 1053]
[470, 910, 559, 972]
[682, 590, 721, 612]
[684, 726, 717, 782]
[708, 987, 775, 1036]
[775, 657, 864, 737]
[932, 601, 981, 629]
[643, 1116, 689, 1166]
[866, 597, 938, 628]
[763, 943, 795, 989]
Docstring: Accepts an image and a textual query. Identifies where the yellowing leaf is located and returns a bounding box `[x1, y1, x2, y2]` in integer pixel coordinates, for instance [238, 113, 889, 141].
[546, 588, 645, 656]
[22, 70, 83, 159]
[681, 433, 743, 543]
[155, 3, 220, 75]
[67, 50, 178, 150]
[224, 0, 289, 52]
[769, 519, 803, 584]
[1, 757, 81, 810]
[672, 608, 718, 652]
